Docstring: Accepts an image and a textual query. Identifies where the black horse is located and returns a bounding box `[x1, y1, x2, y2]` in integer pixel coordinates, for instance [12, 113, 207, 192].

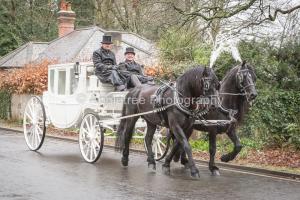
[116, 66, 220, 178]
[170, 61, 257, 175]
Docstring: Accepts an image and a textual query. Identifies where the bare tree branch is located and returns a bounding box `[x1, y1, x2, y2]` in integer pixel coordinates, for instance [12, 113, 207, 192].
[173, 0, 257, 21]
[268, 4, 300, 21]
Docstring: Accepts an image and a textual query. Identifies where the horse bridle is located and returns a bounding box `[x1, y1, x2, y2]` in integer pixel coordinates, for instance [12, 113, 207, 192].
[236, 67, 256, 101]
[202, 77, 212, 96]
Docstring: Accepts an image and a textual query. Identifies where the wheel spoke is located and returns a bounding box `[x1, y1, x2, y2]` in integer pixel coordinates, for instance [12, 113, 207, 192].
[26, 125, 33, 134]
[35, 126, 41, 143]
[84, 118, 91, 133]
[27, 104, 34, 118]
[36, 112, 44, 122]
[34, 129, 39, 148]
[154, 142, 158, 159]
[89, 142, 94, 160]
[91, 141, 97, 159]
[30, 100, 35, 117]
[93, 139, 100, 149]
[158, 139, 166, 148]
[34, 128, 39, 148]
[85, 143, 90, 158]
[157, 142, 163, 156]
[25, 112, 33, 122]
[90, 116, 94, 129]
[82, 128, 89, 136]
[31, 128, 35, 148]
[36, 125, 42, 134]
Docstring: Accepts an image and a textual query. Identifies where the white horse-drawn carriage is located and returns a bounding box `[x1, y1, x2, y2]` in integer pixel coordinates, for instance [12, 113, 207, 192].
[23, 62, 169, 163]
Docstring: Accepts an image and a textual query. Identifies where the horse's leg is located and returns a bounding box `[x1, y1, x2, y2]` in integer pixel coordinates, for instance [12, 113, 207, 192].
[172, 146, 181, 162]
[208, 131, 220, 175]
[121, 117, 139, 166]
[171, 125, 200, 178]
[220, 129, 243, 162]
[144, 122, 157, 170]
[162, 140, 180, 175]
[179, 128, 194, 168]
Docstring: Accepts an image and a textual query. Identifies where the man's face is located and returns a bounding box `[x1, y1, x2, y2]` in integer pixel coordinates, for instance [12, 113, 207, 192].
[125, 53, 135, 61]
[102, 43, 112, 50]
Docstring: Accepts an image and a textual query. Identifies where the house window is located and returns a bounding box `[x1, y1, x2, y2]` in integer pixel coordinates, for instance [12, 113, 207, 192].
[58, 70, 66, 95]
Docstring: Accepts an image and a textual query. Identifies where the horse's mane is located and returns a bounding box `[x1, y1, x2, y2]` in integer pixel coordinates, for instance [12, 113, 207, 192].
[221, 64, 256, 84]
[178, 66, 205, 83]
[221, 66, 239, 83]
[176, 66, 218, 96]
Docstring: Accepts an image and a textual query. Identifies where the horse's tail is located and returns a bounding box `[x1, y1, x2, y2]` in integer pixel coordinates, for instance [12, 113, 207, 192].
[115, 103, 127, 152]
[115, 88, 140, 152]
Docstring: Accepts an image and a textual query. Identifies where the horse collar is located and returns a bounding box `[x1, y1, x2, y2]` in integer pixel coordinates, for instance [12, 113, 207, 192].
[173, 83, 210, 119]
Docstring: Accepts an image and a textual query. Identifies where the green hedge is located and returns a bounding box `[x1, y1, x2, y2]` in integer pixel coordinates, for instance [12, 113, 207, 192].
[0, 90, 11, 119]
[241, 89, 300, 149]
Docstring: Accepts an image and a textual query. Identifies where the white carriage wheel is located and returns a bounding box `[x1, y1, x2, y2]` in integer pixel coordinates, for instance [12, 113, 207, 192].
[79, 113, 104, 163]
[23, 96, 46, 151]
[144, 127, 171, 161]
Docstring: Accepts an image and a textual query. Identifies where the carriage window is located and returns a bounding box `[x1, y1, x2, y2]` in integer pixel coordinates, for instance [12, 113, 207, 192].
[70, 68, 77, 94]
[58, 70, 66, 95]
[49, 69, 55, 93]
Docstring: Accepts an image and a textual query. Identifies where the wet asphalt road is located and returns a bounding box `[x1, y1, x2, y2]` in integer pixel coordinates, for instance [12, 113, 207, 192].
[0, 130, 299, 200]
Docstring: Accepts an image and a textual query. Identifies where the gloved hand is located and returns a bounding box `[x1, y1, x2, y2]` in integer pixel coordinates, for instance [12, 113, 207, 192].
[118, 63, 127, 70]
[106, 65, 118, 70]
[112, 65, 119, 70]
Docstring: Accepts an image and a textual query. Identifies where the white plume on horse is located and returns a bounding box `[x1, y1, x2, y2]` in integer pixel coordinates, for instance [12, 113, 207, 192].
[209, 33, 242, 68]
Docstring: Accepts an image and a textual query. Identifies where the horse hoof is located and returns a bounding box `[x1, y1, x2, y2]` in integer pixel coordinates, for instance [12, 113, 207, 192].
[180, 159, 189, 166]
[211, 170, 220, 176]
[183, 163, 189, 170]
[191, 172, 200, 179]
[148, 163, 156, 170]
[162, 165, 171, 175]
[121, 157, 128, 166]
[220, 155, 230, 162]
[173, 156, 180, 162]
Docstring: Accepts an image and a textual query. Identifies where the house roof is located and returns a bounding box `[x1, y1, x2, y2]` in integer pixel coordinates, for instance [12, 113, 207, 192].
[38, 26, 99, 63]
[0, 26, 157, 68]
[0, 42, 48, 68]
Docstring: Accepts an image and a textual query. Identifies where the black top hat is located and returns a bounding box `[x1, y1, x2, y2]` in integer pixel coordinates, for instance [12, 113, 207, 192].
[101, 35, 113, 44]
[125, 47, 135, 55]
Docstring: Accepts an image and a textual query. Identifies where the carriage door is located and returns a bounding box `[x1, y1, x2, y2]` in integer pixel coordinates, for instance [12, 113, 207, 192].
[46, 65, 84, 128]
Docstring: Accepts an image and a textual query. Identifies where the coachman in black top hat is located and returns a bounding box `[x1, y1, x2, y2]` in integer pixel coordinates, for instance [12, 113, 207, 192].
[92, 35, 127, 91]
[118, 47, 154, 88]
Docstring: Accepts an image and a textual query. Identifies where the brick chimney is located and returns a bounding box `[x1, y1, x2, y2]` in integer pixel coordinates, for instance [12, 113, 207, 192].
[57, 1, 76, 37]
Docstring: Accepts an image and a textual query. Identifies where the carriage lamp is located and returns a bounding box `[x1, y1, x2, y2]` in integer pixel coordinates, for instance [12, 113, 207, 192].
[74, 61, 80, 78]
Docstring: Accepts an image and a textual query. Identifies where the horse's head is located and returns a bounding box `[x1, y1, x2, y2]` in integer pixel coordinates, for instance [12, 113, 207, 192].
[202, 67, 220, 97]
[236, 61, 257, 101]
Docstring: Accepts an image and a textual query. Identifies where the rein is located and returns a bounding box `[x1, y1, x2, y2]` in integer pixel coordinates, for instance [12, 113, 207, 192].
[219, 92, 246, 96]
[99, 103, 175, 123]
